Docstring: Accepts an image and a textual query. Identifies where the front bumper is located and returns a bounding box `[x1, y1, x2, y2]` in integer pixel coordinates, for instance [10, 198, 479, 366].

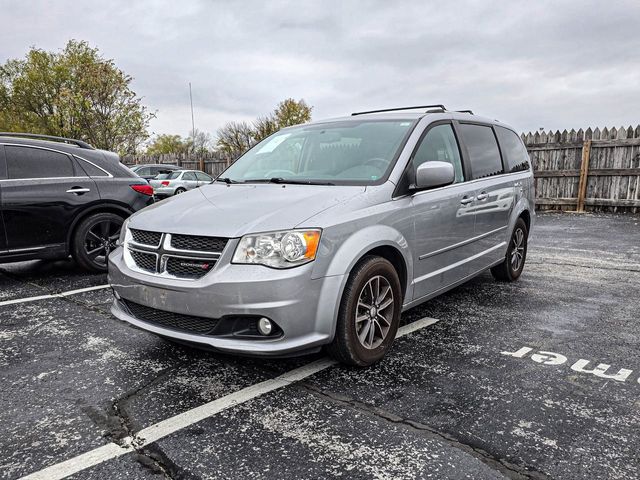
[108, 246, 345, 356]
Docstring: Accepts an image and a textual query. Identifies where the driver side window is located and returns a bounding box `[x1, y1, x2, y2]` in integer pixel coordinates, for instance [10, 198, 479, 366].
[412, 124, 465, 183]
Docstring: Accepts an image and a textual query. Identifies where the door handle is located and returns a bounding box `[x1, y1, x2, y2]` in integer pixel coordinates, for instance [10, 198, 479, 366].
[66, 187, 91, 195]
[460, 196, 474, 205]
[476, 192, 489, 201]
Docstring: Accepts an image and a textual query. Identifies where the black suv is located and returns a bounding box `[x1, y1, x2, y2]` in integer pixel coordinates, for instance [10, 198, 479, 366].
[0, 133, 154, 271]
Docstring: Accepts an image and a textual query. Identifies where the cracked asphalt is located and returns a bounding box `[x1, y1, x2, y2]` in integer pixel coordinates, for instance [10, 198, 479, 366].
[1, 212, 639, 480]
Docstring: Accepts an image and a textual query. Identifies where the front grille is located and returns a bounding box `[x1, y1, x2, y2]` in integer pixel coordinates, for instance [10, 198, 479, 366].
[171, 234, 228, 252]
[165, 256, 215, 279]
[122, 299, 219, 335]
[130, 229, 162, 247]
[125, 231, 228, 280]
[129, 249, 157, 272]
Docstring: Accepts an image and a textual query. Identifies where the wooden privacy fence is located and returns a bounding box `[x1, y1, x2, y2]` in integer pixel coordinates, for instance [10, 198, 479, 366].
[523, 126, 640, 213]
[121, 152, 233, 178]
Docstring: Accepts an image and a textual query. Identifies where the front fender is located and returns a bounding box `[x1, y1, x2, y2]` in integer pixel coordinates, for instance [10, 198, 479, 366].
[312, 224, 413, 285]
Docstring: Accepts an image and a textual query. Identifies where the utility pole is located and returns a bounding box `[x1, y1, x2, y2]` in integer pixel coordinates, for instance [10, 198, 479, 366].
[189, 82, 204, 171]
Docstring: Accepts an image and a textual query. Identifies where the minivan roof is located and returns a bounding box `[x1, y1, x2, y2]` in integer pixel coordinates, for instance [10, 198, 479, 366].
[294, 110, 516, 132]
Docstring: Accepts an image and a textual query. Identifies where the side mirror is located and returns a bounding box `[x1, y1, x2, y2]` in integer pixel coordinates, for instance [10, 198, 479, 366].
[415, 161, 455, 190]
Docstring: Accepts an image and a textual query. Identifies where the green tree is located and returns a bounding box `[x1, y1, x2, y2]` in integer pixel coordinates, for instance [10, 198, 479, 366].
[0, 40, 153, 154]
[146, 134, 188, 155]
[252, 115, 278, 143]
[273, 98, 312, 129]
[216, 98, 313, 156]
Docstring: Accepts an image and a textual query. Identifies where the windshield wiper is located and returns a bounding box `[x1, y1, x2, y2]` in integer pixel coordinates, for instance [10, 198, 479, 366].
[244, 177, 335, 186]
[216, 177, 243, 184]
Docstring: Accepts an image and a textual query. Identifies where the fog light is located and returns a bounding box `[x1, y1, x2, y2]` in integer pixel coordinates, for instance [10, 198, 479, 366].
[257, 317, 273, 336]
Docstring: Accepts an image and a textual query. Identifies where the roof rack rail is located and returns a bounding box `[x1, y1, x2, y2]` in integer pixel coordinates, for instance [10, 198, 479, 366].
[351, 105, 446, 116]
[455, 110, 474, 114]
[0, 132, 95, 149]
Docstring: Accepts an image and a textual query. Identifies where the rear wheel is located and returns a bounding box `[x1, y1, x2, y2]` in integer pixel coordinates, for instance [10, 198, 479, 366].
[72, 212, 124, 272]
[174, 187, 186, 195]
[491, 218, 528, 282]
[327, 256, 402, 366]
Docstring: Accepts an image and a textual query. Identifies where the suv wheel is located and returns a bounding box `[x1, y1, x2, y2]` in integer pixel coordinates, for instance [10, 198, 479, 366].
[491, 218, 528, 282]
[72, 212, 124, 272]
[327, 255, 402, 366]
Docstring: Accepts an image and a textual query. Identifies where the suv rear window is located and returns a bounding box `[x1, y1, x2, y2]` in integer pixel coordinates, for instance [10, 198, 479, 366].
[76, 157, 109, 177]
[496, 127, 531, 173]
[459, 124, 503, 179]
[6, 146, 74, 179]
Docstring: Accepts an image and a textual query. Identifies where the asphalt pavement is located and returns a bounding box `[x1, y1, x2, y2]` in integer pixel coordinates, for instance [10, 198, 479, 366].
[1, 212, 638, 480]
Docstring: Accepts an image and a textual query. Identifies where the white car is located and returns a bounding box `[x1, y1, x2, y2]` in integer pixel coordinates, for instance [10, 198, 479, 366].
[149, 169, 213, 198]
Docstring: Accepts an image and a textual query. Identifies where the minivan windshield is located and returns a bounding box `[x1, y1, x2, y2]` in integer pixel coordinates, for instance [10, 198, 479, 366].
[219, 119, 417, 185]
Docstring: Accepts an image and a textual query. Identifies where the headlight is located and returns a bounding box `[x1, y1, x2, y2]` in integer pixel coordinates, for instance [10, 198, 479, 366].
[118, 218, 130, 246]
[232, 229, 321, 268]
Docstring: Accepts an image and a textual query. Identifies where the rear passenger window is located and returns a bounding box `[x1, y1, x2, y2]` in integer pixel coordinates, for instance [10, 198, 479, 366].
[496, 127, 531, 173]
[6, 146, 74, 179]
[412, 124, 464, 183]
[183, 172, 196, 181]
[459, 124, 503, 179]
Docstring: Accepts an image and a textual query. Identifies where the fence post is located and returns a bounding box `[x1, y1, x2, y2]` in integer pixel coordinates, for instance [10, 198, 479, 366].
[576, 139, 592, 212]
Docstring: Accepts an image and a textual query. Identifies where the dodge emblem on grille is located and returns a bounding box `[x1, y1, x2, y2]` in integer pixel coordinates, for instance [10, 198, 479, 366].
[180, 261, 210, 269]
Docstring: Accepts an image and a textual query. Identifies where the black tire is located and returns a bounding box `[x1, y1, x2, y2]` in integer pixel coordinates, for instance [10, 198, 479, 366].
[327, 255, 402, 367]
[72, 212, 124, 272]
[174, 187, 186, 195]
[491, 218, 528, 282]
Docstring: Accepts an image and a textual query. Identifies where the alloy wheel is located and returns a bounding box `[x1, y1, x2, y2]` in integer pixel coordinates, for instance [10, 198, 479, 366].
[510, 227, 525, 271]
[84, 219, 122, 268]
[355, 275, 394, 349]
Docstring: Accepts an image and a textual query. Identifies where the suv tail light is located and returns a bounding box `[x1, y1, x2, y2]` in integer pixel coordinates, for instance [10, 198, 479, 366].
[131, 184, 153, 196]
[161, 181, 170, 186]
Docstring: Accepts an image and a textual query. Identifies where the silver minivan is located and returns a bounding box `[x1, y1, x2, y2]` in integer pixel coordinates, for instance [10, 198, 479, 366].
[109, 106, 534, 366]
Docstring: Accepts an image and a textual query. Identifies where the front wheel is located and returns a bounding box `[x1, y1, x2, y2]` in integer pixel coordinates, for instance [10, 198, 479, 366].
[491, 218, 528, 282]
[327, 256, 402, 366]
[72, 212, 124, 272]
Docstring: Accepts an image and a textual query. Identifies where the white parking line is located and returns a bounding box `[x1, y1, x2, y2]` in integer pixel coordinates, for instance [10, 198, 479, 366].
[19, 317, 440, 480]
[0, 284, 110, 307]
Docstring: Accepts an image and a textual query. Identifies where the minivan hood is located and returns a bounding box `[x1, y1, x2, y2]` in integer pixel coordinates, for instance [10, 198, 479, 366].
[130, 183, 365, 238]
